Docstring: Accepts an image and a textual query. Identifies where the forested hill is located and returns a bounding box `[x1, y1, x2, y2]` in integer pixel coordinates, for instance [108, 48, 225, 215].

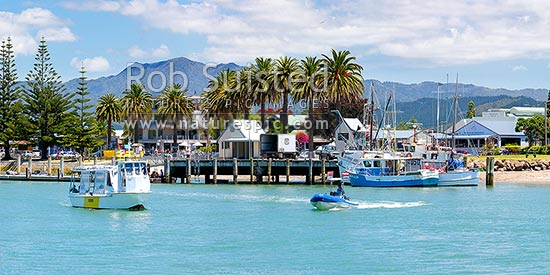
[394, 95, 542, 129]
[367, 79, 548, 102]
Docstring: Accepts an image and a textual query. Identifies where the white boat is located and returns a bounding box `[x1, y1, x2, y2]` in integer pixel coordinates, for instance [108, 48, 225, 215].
[422, 156, 479, 186]
[68, 161, 151, 210]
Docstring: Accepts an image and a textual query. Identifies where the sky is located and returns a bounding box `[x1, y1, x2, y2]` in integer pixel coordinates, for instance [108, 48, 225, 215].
[1, 0, 550, 90]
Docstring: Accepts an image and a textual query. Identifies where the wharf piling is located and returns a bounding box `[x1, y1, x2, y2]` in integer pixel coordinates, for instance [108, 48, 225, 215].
[486, 157, 494, 186]
[28, 157, 32, 177]
[169, 158, 339, 185]
[267, 158, 272, 184]
[213, 158, 218, 184]
[47, 156, 52, 175]
[17, 155, 21, 174]
[233, 158, 238, 184]
[59, 157, 64, 179]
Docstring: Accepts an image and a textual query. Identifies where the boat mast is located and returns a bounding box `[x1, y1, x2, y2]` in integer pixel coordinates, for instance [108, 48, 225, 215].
[451, 74, 458, 149]
[369, 81, 375, 150]
[436, 82, 440, 133]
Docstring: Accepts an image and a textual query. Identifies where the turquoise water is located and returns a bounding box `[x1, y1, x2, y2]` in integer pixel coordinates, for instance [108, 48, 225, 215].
[1, 181, 550, 275]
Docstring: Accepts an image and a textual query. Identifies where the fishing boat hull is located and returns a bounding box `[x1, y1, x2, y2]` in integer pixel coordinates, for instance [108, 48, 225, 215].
[69, 192, 149, 210]
[310, 193, 358, 210]
[350, 170, 439, 187]
[438, 170, 479, 186]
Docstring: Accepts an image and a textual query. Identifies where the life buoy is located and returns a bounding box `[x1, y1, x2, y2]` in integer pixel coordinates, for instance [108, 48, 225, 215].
[405, 153, 412, 158]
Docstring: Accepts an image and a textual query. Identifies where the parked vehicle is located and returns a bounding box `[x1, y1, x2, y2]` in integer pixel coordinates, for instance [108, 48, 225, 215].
[316, 144, 340, 160]
[260, 134, 297, 159]
[55, 150, 80, 159]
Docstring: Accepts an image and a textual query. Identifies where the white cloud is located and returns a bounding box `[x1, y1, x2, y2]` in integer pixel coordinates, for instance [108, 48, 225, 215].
[71, 56, 111, 72]
[128, 45, 147, 58]
[63, 0, 550, 64]
[61, 0, 121, 12]
[37, 27, 76, 42]
[0, 8, 76, 55]
[512, 65, 528, 71]
[152, 44, 170, 58]
[128, 44, 171, 59]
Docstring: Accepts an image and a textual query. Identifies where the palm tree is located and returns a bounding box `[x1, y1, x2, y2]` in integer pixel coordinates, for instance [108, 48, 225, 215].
[275, 56, 298, 133]
[234, 66, 254, 119]
[201, 69, 238, 139]
[251, 57, 277, 130]
[293, 56, 324, 155]
[321, 49, 364, 105]
[121, 84, 153, 144]
[95, 93, 122, 149]
[157, 84, 193, 151]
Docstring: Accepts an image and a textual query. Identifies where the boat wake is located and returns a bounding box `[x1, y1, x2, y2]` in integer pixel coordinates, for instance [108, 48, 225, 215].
[355, 201, 429, 209]
[156, 191, 307, 204]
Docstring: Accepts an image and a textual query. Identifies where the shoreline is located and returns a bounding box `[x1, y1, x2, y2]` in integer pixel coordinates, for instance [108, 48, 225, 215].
[479, 170, 550, 184]
[2, 170, 550, 185]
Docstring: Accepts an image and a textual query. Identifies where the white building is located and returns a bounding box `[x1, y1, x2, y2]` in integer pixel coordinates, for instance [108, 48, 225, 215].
[334, 118, 368, 151]
[217, 120, 265, 159]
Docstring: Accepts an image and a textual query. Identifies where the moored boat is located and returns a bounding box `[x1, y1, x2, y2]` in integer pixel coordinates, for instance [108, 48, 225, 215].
[349, 156, 439, 187]
[68, 161, 151, 210]
[422, 156, 479, 186]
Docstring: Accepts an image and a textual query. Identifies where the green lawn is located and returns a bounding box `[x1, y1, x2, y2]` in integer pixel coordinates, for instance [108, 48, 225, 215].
[469, 154, 550, 161]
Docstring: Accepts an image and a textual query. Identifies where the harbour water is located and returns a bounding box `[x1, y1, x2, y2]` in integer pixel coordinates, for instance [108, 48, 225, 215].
[1, 181, 550, 274]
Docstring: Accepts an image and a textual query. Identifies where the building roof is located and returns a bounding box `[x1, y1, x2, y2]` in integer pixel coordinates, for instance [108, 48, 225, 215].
[478, 119, 523, 136]
[452, 118, 524, 137]
[337, 118, 368, 132]
[508, 107, 544, 118]
[217, 120, 265, 142]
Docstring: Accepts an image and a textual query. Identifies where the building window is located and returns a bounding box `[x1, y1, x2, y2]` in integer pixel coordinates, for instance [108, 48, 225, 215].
[338, 133, 349, 141]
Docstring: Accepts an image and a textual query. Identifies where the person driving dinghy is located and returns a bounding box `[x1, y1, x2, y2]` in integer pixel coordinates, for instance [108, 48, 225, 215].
[331, 181, 348, 199]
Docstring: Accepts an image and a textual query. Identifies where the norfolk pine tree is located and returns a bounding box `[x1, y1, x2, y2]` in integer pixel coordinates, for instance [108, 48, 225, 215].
[23, 38, 73, 159]
[63, 65, 99, 155]
[0, 37, 20, 160]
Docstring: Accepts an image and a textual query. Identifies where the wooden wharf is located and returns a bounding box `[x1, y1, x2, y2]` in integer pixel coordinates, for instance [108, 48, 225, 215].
[167, 158, 340, 184]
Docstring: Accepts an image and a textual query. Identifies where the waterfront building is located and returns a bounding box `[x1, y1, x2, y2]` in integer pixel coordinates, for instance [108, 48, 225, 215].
[217, 120, 265, 159]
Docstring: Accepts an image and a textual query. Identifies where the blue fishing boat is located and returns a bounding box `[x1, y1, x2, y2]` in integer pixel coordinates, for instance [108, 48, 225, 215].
[349, 156, 439, 187]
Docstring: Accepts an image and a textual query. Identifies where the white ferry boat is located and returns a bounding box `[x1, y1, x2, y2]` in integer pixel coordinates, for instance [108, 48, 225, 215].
[68, 161, 151, 210]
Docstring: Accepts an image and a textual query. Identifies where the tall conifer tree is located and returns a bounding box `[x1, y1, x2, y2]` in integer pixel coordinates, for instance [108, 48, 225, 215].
[63, 65, 97, 155]
[0, 37, 19, 160]
[23, 37, 73, 159]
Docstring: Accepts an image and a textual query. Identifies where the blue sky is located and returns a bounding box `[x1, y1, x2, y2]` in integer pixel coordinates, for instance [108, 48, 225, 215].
[1, 0, 550, 90]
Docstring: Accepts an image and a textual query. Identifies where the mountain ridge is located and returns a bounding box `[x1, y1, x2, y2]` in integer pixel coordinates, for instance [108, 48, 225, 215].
[60, 56, 548, 103]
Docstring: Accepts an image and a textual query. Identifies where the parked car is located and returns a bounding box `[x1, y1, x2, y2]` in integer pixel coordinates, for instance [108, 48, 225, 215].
[316, 145, 340, 160]
[55, 151, 79, 159]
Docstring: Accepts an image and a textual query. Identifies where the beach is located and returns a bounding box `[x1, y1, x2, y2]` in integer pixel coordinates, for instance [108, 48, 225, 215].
[478, 170, 550, 184]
